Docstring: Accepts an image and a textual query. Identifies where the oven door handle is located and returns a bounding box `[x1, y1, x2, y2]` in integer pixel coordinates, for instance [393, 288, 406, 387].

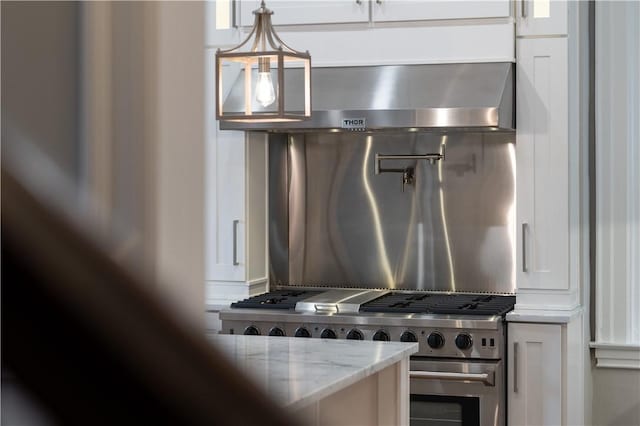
[409, 370, 495, 386]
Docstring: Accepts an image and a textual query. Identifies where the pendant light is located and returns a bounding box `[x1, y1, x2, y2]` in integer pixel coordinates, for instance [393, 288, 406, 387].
[215, 1, 311, 123]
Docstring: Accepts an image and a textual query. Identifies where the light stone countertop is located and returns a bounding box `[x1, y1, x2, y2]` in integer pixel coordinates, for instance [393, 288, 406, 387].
[506, 306, 583, 324]
[206, 334, 418, 411]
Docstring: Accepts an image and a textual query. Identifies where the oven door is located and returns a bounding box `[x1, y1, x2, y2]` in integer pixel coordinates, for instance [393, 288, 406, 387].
[409, 359, 504, 426]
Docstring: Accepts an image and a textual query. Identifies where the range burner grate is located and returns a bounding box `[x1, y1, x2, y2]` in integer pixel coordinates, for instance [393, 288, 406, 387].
[230, 289, 323, 310]
[360, 293, 516, 316]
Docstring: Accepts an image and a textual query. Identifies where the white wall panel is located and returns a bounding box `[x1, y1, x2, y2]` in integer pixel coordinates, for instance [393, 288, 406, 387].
[593, 0, 640, 368]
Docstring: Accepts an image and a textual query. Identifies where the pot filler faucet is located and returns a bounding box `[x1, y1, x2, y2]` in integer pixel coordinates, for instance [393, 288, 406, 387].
[374, 145, 445, 192]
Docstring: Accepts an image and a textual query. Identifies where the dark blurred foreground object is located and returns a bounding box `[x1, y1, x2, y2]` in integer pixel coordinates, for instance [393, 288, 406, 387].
[1, 167, 296, 426]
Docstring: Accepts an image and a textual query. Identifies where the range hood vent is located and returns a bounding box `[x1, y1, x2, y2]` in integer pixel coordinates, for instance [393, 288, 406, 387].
[219, 62, 514, 132]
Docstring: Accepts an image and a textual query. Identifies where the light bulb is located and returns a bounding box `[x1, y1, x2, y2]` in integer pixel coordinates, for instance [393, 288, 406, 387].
[256, 72, 276, 107]
[255, 57, 276, 107]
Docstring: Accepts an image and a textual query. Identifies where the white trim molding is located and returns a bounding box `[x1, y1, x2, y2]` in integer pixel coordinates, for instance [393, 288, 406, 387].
[594, 1, 640, 368]
[205, 278, 269, 306]
[590, 343, 640, 370]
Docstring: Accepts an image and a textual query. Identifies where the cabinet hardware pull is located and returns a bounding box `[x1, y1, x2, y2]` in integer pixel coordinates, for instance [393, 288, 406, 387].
[233, 219, 240, 266]
[355, 0, 362, 4]
[410, 371, 494, 386]
[376, 0, 383, 4]
[513, 342, 519, 393]
[521, 0, 527, 18]
[231, 0, 237, 28]
[522, 223, 529, 272]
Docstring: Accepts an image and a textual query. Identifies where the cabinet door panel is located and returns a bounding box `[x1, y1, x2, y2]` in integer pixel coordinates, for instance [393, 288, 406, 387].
[279, 23, 514, 66]
[238, 0, 368, 26]
[207, 129, 247, 282]
[516, 0, 567, 36]
[508, 323, 562, 426]
[516, 37, 568, 291]
[373, 0, 510, 22]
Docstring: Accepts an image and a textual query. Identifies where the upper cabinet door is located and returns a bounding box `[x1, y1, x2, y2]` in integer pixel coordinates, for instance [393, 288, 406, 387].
[516, 37, 569, 292]
[205, 1, 240, 47]
[372, 0, 511, 23]
[238, 0, 368, 26]
[516, 0, 567, 36]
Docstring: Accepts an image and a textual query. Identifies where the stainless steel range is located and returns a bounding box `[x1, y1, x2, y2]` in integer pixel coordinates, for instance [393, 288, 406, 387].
[220, 288, 515, 426]
[219, 62, 518, 426]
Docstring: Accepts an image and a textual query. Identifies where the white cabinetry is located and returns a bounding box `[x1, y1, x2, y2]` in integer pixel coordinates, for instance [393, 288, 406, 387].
[239, 2, 515, 67]
[372, 0, 510, 22]
[205, 0, 240, 47]
[515, 37, 570, 303]
[205, 129, 269, 304]
[205, 49, 269, 305]
[239, 0, 511, 27]
[205, 128, 269, 304]
[516, 0, 567, 37]
[514, 0, 585, 310]
[206, 127, 245, 283]
[238, 0, 368, 26]
[510, 1, 588, 424]
[508, 323, 562, 425]
[507, 316, 584, 426]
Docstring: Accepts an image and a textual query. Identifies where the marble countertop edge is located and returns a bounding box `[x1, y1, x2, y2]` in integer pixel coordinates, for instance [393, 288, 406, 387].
[284, 340, 418, 410]
[506, 306, 583, 324]
[206, 334, 418, 410]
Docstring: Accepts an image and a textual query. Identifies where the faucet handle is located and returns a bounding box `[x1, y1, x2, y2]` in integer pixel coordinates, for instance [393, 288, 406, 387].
[402, 168, 414, 192]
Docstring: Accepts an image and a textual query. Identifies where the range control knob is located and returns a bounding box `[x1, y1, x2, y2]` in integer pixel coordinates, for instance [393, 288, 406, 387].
[455, 333, 473, 350]
[427, 332, 445, 349]
[320, 329, 337, 339]
[372, 330, 390, 342]
[400, 331, 418, 343]
[268, 327, 285, 337]
[244, 326, 261, 336]
[294, 327, 311, 338]
[346, 329, 364, 340]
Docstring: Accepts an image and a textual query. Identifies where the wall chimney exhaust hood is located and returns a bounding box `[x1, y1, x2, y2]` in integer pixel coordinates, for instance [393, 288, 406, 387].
[219, 62, 514, 132]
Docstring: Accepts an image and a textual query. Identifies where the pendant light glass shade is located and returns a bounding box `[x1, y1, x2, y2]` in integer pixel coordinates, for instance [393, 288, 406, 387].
[216, 1, 311, 123]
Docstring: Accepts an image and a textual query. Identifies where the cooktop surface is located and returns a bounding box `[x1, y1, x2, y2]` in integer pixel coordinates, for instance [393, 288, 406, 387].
[230, 289, 323, 310]
[230, 289, 515, 316]
[360, 292, 516, 316]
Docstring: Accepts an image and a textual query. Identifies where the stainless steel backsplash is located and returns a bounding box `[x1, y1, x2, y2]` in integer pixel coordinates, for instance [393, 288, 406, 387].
[269, 131, 516, 294]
